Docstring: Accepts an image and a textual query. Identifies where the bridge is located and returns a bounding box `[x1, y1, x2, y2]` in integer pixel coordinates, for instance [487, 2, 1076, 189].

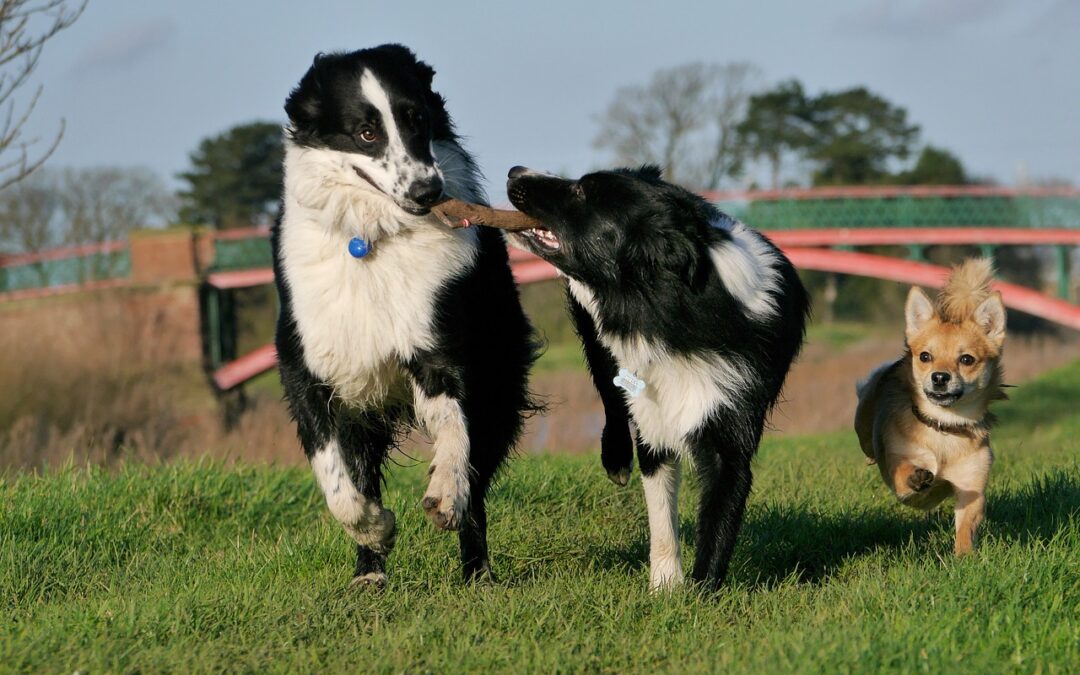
[3, 185, 1079, 391]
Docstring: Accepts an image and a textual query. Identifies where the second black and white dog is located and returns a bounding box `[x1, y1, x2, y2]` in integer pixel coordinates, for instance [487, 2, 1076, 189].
[505, 166, 809, 590]
[273, 45, 537, 587]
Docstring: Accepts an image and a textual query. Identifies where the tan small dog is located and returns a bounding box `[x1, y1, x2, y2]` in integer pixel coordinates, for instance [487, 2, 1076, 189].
[855, 259, 1007, 554]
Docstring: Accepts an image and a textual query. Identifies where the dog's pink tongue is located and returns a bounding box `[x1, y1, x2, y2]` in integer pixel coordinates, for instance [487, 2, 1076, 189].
[430, 198, 543, 231]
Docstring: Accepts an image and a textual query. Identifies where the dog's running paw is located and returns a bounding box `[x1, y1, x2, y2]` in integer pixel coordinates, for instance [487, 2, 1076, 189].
[607, 466, 631, 487]
[422, 465, 470, 531]
[349, 571, 387, 591]
[907, 467, 935, 492]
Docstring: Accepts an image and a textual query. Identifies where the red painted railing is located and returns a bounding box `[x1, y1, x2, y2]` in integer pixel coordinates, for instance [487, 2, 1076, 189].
[702, 185, 1080, 202]
[209, 227, 1080, 389]
[0, 240, 128, 268]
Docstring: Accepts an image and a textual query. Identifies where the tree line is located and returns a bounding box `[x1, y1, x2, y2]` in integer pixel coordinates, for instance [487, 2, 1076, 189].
[0, 43, 997, 256]
[594, 63, 968, 191]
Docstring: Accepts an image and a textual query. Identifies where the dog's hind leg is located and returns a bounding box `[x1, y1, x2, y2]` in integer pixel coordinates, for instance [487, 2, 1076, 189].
[638, 442, 683, 590]
[567, 291, 634, 485]
[688, 423, 757, 591]
[457, 473, 495, 583]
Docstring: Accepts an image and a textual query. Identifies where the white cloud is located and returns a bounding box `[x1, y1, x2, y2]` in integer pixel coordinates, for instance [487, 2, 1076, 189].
[70, 18, 176, 74]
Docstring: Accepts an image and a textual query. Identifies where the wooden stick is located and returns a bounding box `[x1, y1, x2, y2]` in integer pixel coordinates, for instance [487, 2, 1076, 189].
[431, 198, 543, 231]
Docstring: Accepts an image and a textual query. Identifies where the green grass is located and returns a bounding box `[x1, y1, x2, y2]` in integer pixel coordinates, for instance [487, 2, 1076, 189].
[3, 363, 1079, 672]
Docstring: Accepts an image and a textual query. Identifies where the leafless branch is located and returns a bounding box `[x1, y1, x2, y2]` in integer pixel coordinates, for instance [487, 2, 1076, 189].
[0, 0, 85, 190]
[593, 61, 761, 190]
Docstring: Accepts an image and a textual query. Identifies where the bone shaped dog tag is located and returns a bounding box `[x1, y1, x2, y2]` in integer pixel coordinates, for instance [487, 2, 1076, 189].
[613, 368, 645, 398]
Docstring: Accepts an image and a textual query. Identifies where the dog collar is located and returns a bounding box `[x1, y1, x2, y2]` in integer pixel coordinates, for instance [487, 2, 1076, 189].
[910, 404, 993, 440]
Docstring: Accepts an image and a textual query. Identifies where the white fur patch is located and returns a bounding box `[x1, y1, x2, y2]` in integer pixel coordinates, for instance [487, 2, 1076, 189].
[414, 386, 472, 528]
[311, 440, 396, 551]
[280, 141, 479, 408]
[709, 217, 781, 320]
[567, 280, 753, 456]
[642, 461, 683, 590]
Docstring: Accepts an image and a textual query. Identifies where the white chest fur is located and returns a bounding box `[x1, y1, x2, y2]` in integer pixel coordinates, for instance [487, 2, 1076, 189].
[567, 280, 752, 456]
[280, 186, 478, 408]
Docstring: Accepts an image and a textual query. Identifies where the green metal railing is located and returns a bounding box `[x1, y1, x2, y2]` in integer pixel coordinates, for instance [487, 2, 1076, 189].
[5, 189, 1080, 293]
[711, 194, 1080, 230]
[0, 246, 130, 293]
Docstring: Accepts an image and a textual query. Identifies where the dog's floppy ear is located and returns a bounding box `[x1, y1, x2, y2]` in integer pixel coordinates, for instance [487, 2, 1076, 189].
[622, 230, 707, 290]
[413, 58, 436, 88]
[974, 291, 1006, 348]
[285, 53, 327, 126]
[905, 286, 935, 340]
[374, 43, 436, 87]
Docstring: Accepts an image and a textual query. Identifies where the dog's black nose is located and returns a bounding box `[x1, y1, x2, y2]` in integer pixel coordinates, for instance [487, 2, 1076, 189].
[931, 372, 951, 387]
[508, 165, 530, 179]
[407, 177, 444, 207]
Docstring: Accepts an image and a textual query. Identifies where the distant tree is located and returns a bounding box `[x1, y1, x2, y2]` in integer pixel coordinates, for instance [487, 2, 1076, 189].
[0, 169, 60, 276]
[736, 79, 814, 189]
[0, 0, 86, 190]
[808, 87, 920, 185]
[593, 62, 760, 190]
[60, 167, 176, 246]
[0, 166, 173, 282]
[177, 121, 284, 229]
[898, 145, 967, 185]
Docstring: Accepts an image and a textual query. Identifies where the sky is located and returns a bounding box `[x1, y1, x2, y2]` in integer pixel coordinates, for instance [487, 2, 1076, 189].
[16, 0, 1080, 201]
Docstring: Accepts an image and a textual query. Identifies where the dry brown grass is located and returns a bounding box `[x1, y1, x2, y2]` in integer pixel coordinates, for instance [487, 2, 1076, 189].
[517, 323, 1080, 452]
[3, 283, 1077, 471]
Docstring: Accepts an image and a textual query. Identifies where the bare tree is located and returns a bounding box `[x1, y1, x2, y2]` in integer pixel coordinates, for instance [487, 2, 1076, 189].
[0, 0, 86, 191]
[593, 61, 761, 190]
[61, 167, 176, 246]
[0, 167, 59, 282]
[0, 166, 174, 286]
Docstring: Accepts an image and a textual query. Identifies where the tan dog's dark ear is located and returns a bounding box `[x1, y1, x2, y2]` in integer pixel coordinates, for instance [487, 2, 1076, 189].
[975, 291, 1006, 348]
[905, 287, 935, 341]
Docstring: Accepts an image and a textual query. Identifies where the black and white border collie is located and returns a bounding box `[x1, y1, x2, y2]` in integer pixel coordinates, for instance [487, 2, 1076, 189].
[505, 166, 809, 590]
[273, 45, 537, 587]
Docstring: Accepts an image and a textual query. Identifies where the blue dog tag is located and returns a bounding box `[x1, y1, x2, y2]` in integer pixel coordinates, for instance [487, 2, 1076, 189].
[613, 368, 645, 398]
[347, 237, 370, 258]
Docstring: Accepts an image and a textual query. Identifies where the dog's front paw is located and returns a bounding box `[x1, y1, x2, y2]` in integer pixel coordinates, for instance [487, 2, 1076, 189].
[607, 466, 632, 487]
[422, 465, 470, 531]
[349, 571, 388, 591]
[907, 467, 935, 492]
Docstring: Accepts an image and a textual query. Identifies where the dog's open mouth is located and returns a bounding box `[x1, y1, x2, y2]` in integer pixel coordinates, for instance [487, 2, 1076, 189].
[519, 227, 561, 251]
[925, 390, 962, 407]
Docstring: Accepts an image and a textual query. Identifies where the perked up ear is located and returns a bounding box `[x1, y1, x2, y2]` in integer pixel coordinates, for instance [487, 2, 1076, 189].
[974, 291, 1006, 347]
[905, 287, 935, 340]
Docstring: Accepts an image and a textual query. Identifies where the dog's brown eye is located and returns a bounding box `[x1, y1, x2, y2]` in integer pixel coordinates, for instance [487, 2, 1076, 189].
[358, 129, 377, 143]
[959, 354, 976, 366]
[919, 351, 932, 363]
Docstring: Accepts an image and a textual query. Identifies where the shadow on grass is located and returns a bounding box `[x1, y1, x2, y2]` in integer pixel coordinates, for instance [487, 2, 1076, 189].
[506, 468, 1080, 591]
[736, 468, 1080, 589]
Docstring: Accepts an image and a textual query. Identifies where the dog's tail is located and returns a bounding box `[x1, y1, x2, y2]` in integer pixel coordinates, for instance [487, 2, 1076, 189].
[938, 258, 995, 322]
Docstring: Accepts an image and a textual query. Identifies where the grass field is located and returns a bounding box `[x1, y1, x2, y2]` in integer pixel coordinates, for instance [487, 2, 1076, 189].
[2, 361, 1078, 673]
